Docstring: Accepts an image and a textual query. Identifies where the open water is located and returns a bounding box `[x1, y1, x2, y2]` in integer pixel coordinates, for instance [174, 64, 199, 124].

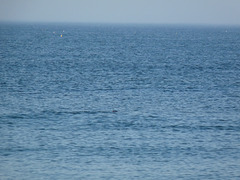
[0, 23, 240, 179]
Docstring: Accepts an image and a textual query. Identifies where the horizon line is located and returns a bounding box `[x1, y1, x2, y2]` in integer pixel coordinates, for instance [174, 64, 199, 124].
[1, 20, 240, 27]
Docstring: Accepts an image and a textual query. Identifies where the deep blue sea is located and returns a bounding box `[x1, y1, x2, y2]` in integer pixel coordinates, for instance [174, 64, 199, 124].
[0, 23, 240, 179]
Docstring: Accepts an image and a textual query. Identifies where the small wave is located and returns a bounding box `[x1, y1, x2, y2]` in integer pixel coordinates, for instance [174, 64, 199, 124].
[0, 113, 28, 120]
[42, 109, 118, 116]
[162, 124, 240, 131]
[0, 110, 118, 121]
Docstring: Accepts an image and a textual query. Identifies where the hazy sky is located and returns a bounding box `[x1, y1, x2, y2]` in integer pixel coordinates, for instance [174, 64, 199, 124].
[0, 0, 240, 25]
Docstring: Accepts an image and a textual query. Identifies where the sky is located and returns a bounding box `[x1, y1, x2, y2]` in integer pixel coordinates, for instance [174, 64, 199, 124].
[0, 0, 240, 25]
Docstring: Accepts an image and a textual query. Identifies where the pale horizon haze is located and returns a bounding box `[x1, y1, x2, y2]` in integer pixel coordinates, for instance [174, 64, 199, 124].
[0, 0, 240, 25]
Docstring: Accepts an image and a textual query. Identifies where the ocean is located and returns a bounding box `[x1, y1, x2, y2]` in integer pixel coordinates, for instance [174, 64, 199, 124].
[0, 23, 240, 179]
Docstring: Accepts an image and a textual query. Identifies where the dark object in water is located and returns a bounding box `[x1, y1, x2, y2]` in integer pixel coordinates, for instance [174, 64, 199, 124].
[112, 110, 118, 113]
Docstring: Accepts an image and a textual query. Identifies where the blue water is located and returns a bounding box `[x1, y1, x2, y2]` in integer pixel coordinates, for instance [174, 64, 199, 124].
[0, 23, 240, 179]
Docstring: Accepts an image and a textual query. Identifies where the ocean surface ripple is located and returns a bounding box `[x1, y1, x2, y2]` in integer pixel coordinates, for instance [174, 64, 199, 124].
[0, 23, 240, 179]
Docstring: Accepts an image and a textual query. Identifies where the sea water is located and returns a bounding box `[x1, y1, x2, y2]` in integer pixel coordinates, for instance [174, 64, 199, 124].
[0, 23, 240, 179]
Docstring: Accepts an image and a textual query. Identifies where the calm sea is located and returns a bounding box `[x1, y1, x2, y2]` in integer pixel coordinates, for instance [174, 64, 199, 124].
[0, 23, 240, 179]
